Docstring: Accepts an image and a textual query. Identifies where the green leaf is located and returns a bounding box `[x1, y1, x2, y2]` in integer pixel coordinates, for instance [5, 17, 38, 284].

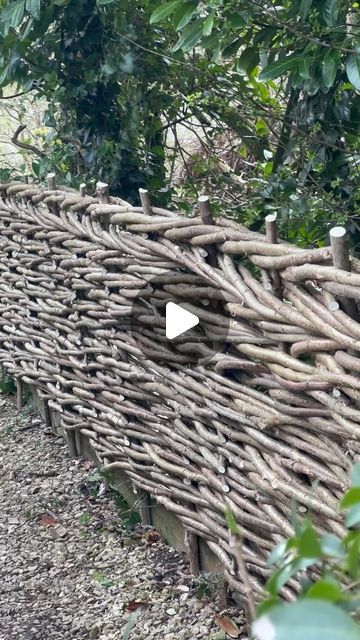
[0, 64, 10, 86]
[320, 534, 345, 559]
[21, 13, 33, 37]
[267, 540, 288, 566]
[322, 52, 337, 87]
[256, 597, 280, 617]
[236, 46, 259, 75]
[253, 26, 277, 46]
[345, 504, 360, 528]
[173, 1, 197, 31]
[150, 0, 182, 24]
[306, 580, 343, 602]
[203, 11, 214, 37]
[201, 31, 220, 51]
[123, 610, 142, 640]
[25, 0, 40, 19]
[266, 557, 316, 596]
[1, 0, 25, 32]
[256, 117, 269, 137]
[259, 54, 302, 81]
[341, 487, 360, 509]
[351, 463, 360, 487]
[227, 12, 246, 28]
[253, 600, 360, 640]
[323, 0, 339, 27]
[298, 523, 322, 558]
[172, 19, 204, 52]
[299, 57, 311, 80]
[97, 0, 115, 4]
[222, 38, 242, 59]
[225, 508, 240, 535]
[347, 535, 360, 579]
[299, 0, 313, 21]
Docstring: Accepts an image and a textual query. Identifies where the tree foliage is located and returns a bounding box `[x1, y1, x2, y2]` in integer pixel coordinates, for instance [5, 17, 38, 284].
[0, 0, 180, 200]
[151, 0, 360, 247]
[0, 0, 359, 243]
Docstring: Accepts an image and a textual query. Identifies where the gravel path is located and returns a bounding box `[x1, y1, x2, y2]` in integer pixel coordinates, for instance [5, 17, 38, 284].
[0, 395, 244, 640]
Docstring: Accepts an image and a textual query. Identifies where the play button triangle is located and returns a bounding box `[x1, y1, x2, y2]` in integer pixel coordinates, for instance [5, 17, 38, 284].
[165, 302, 199, 340]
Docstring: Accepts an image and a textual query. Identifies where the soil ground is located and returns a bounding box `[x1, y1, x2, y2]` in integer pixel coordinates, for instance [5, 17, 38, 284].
[0, 394, 244, 640]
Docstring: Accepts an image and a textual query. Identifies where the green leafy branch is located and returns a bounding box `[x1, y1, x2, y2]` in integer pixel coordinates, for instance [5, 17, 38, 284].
[226, 463, 360, 639]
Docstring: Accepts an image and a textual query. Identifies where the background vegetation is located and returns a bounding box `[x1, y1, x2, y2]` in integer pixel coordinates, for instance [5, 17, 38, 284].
[0, 0, 359, 247]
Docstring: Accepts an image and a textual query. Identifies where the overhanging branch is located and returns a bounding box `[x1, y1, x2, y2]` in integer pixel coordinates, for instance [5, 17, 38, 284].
[11, 125, 46, 159]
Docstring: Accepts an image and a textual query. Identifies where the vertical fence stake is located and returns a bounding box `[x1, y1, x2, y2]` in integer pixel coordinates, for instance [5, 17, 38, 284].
[198, 195, 217, 268]
[16, 379, 23, 410]
[43, 400, 52, 429]
[47, 172, 56, 190]
[95, 181, 110, 233]
[265, 213, 282, 300]
[66, 429, 78, 458]
[185, 529, 201, 576]
[79, 183, 86, 197]
[46, 172, 59, 215]
[265, 213, 286, 352]
[330, 226, 357, 319]
[139, 188, 153, 215]
[96, 181, 110, 204]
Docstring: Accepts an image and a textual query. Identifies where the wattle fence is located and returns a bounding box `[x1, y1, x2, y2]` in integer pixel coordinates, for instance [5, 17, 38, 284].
[0, 177, 359, 599]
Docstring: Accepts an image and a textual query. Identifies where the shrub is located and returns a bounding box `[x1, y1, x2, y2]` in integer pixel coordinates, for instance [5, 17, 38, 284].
[228, 464, 360, 639]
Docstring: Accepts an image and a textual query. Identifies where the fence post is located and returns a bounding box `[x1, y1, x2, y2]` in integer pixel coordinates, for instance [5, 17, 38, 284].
[96, 181, 110, 204]
[16, 379, 23, 410]
[330, 226, 357, 319]
[129, 188, 154, 525]
[66, 429, 78, 458]
[185, 529, 201, 576]
[265, 212, 287, 352]
[43, 400, 52, 429]
[139, 188, 153, 215]
[265, 213, 282, 300]
[198, 195, 217, 268]
[47, 172, 56, 190]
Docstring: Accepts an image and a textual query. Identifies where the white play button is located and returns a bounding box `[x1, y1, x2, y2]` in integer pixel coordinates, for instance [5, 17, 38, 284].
[165, 302, 199, 340]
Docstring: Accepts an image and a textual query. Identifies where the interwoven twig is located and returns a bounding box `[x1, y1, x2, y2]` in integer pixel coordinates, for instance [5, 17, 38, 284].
[0, 179, 359, 598]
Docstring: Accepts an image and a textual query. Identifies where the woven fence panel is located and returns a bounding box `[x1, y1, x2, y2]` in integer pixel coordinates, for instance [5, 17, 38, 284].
[0, 181, 360, 598]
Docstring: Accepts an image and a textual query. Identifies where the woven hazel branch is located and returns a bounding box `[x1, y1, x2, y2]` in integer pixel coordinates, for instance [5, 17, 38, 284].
[0, 179, 359, 598]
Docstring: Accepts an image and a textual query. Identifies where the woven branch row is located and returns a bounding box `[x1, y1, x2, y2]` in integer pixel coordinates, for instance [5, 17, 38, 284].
[0, 179, 359, 599]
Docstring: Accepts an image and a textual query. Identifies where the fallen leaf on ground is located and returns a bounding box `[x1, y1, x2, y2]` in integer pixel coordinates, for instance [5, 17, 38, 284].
[123, 609, 142, 640]
[38, 513, 59, 527]
[145, 531, 161, 544]
[126, 601, 148, 612]
[215, 615, 240, 638]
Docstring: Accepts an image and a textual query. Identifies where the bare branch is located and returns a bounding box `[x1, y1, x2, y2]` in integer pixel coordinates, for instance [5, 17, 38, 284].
[10, 125, 46, 159]
[0, 89, 33, 100]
